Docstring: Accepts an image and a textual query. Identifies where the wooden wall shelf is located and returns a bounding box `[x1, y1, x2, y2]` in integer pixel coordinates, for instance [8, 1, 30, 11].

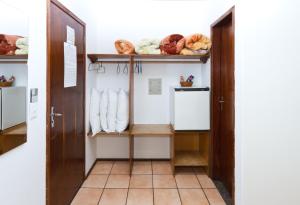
[88, 130, 130, 137]
[88, 54, 131, 63]
[0, 55, 28, 64]
[87, 53, 209, 64]
[88, 125, 172, 137]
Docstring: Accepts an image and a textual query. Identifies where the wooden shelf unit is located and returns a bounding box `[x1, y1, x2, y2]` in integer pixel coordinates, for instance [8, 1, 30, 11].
[173, 131, 210, 170]
[87, 53, 210, 175]
[87, 53, 209, 64]
[0, 55, 28, 63]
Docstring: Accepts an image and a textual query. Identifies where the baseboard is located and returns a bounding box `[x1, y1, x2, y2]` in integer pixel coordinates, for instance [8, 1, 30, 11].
[96, 158, 171, 161]
[97, 158, 129, 161]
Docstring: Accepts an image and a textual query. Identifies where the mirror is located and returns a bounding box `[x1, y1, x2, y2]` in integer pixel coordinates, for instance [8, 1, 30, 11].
[0, 1, 29, 155]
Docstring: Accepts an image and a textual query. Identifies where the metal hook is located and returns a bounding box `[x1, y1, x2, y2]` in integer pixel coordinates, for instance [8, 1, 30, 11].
[117, 62, 121, 74]
[123, 63, 128, 74]
[97, 62, 106, 73]
[88, 63, 94, 71]
[135, 61, 139, 74]
[139, 61, 143, 74]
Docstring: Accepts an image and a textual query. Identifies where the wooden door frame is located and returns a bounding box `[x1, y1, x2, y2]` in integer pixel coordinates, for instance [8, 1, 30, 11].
[210, 6, 235, 202]
[46, 0, 86, 204]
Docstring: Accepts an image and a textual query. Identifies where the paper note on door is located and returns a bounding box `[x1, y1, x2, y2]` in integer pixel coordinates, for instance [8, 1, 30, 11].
[66, 25, 75, 45]
[64, 42, 77, 88]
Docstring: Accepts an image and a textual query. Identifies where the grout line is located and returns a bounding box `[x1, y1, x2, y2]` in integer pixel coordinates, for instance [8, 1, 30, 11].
[84, 187, 187, 190]
[151, 160, 155, 205]
[96, 163, 114, 205]
[125, 188, 129, 205]
[96, 188, 105, 205]
[102, 161, 114, 189]
[175, 172, 183, 205]
[203, 188, 212, 205]
[97, 161, 115, 204]
[83, 187, 205, 190]
[195, 173, 203, 189]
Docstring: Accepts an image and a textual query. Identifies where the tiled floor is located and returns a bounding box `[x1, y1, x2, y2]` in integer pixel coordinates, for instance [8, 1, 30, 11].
[71, 160, 226, 205]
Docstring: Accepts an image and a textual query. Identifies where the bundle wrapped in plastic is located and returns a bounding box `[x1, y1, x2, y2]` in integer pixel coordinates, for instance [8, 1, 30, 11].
[135, 39, 161, 54]
[180, 33, 211, 55]
[160, 34, 185, 55]
[115, 39, 135, 54]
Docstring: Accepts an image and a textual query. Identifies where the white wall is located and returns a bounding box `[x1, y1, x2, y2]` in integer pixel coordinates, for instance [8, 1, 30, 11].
[235, 0, 300, 204]
[93, 0, 210, 159]
[208, 0, 300, 204]
[0, 1, 47, 205]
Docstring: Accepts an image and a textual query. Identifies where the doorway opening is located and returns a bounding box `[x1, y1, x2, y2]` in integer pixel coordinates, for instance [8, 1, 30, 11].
[211, 6, 235, 204]
[46, 0, 86, 205]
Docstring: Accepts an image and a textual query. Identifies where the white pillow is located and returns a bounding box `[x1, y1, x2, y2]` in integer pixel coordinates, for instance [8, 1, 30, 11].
[107, 89, 118, 132]
[89, 88, 101, 136]
[116, 89, 129, 132]
[100, 90, 109, 132]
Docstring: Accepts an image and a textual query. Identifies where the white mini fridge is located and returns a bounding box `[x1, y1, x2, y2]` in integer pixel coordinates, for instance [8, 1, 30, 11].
[0, 87, 26, 130]
[170, 87, 210, 131]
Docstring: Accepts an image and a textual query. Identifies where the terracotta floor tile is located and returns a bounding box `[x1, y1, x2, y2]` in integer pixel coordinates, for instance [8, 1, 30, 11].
[82, 175, 108, 188]
[73, 161, 227, 205]
[127, 189, 153, 205]
[153, 175, 177, 188]
[196, 174, 216, 188]
[129, 175, 152, 188]
[175, 174, 201, 188]
[98, 189, 128, 205]
[106, 175, 130, 188]
[132, 161, 152, 175]
[91, 161, 113, 174]
[152, 161, 173, 174]
[71, 188, 103, 205]
[204, 189, 226, 205]
[111, 161, 130, 175]
[154, 189, 181, 205]
[179, 189, 209, 205]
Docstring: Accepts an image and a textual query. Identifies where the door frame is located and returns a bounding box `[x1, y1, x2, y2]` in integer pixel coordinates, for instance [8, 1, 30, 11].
[210, 6, 235, 202]
[46, 0, 86, 204]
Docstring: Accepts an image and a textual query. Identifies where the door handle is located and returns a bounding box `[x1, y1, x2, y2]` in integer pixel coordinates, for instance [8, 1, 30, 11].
[219, 97, 225, 111]
[51, 106, 62, 128]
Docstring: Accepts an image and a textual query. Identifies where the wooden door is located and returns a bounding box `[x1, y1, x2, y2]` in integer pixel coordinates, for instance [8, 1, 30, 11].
[211, 7, 235, 198]
[47, 1, 86, 205]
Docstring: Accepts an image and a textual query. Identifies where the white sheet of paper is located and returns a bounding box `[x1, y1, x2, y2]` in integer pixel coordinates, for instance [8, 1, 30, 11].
[64, 42, 77, 88]
[66, 25, 75, 45]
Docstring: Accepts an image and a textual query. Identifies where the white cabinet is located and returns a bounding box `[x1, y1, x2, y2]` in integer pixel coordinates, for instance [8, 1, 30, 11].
[0, 87, 26, 130]
[170, 87, 210, 131]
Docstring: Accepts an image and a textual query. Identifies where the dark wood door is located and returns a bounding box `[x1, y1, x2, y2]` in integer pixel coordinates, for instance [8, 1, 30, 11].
[47, 1, 86, 205]
[211, 8, 235, 198]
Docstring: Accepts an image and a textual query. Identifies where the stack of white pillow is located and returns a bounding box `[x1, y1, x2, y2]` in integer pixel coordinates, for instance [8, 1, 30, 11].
[89, 88, 129, 136]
